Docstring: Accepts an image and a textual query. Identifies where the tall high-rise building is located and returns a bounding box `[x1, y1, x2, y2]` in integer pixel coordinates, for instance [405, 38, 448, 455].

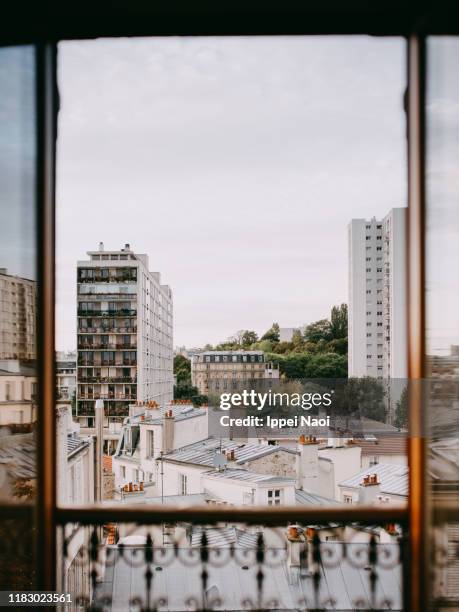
[76, 243, 173, 432]
[0, 269, 36, 361]
[348, 208, 407, 380]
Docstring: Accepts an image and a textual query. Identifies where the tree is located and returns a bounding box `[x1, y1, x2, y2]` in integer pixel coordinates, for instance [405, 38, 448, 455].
[261, 323, 280, 343]
[330, 303, 348, 340]
[304, 319, 332, 343]
[326, 337, 348, 356]
[394, 387, 408, 429]
[304, 352, 347, 378]
[291, 329, 304, 349]
[335, 377, 386, 421]
[242, 330, 258, 346]
[174, 382, 207, 406]
[174, 354, 191, 385]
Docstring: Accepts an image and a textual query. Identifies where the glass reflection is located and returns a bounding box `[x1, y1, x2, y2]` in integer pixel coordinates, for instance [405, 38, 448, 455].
[0, 45, 37, 589]
[427, 37, 459, 608]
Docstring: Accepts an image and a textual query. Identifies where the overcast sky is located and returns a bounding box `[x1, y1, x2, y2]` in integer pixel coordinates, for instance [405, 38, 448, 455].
[56, 36, 407, 350]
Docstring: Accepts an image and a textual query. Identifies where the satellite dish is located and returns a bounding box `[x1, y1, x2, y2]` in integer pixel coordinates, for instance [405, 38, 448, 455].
[213, 452, 227, 468]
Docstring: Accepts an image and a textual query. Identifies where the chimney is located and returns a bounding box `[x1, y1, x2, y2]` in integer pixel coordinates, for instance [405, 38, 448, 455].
[162, 408, 175, 453]
[358, 473, 381, 505]
[285, 525, 306, 584]
[296, 436, 320, 490]
[124, 243, 130, 251]
[99, 242, 104, 252]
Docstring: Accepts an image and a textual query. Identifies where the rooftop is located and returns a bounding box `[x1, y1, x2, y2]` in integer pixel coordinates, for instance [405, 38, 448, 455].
[356, 436, 407, 456]
[191, 526, 258, 548]
[202, 468, 295, 486]
[295, 488, 339, 506]
[95, 541, 402, 611]
[162, 437, 297, 468]
[67, 433, 92, 459]
[128, 404, 206, 426]
[339, 463, 409, 497]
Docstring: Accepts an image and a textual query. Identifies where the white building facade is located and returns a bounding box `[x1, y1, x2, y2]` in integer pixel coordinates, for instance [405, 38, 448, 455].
[76, 243, 173, 432]
[348, 208, 407, 380]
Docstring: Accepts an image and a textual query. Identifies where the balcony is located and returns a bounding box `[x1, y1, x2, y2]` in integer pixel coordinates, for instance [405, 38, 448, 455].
[78, 274, 137, 283]
[78, 376, 136, 383]
[78, 326, 137, 334]
[77, 342, 137, 350]
[77, 309, 137, 317]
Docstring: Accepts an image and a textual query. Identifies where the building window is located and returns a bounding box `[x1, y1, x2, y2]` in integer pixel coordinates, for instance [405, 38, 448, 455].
[179, 473, 187, 495]
[267, 489, 281, 506]
[120, 466, 126, 479]
[5, 383, 13, 401]
[148, 430, 154, 457]
[369, 455, 379, 466]
[343, 495, 353, 504]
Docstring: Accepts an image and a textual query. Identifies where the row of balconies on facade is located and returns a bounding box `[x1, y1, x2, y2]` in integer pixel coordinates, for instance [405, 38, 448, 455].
[77, 392, 136, 400]
[78, 358, 137, 367]
[77, 342, 137, 350]
[78, 376, 137, 383]
[77, 271, 137, 283]
[77, 308, 137, 317]
[78, 326, 137, 334]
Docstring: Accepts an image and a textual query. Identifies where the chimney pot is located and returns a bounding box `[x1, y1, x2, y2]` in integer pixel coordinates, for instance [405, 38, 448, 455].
[288, 526, 299, 540]
[99, 242, 104, 251]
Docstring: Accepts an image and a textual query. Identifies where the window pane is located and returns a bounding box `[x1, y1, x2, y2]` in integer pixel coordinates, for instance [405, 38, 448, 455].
[427, 37, 459, 609]
[57, 36, 407, 516]
[0, 45, 37, 589]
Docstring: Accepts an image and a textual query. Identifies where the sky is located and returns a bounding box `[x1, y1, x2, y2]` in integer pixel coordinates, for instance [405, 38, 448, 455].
[56, 36, 407, 350]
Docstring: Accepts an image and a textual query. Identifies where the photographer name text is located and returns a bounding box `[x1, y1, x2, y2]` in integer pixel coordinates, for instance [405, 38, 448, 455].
[219, 414, 330, 429]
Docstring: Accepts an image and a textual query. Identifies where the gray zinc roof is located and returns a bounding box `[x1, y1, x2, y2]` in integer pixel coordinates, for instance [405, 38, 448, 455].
[339, 463, 409, 497]
[130, 404, 206, 425]
[295, 488, 340, 506]
[191, 526, 259, 548]
[202, 468, 295, 485]
[95, 542, 402, 611]
[67, 434, 91, 459]
[162, 437, 297, 467]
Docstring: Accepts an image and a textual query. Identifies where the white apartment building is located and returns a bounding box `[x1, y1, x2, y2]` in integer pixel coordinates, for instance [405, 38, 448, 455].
[348, 208, 407, 380]
[76, 243, 173, 432]
[0, 361, 37, 425]
[201, 469, 296, 506]
[0, 268, 36, 361]
[56, 358, 76, 401]
[338, 463, 408, 506]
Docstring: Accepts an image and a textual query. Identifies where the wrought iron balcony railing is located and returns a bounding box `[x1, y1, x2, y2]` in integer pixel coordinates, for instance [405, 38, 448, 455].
[55, 505, 408, 611]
